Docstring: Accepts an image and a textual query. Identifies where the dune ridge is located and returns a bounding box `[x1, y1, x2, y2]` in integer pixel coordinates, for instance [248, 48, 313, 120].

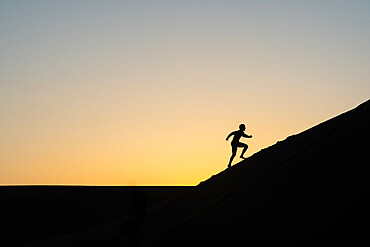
[139, 99, 370, 246]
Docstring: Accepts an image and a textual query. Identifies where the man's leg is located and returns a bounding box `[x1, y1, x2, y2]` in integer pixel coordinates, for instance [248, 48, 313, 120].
[228, 145, 237, 167]
[240, 143, 248, 159]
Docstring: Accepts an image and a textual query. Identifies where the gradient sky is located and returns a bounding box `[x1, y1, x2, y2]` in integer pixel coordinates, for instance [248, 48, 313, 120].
[1, 1, 369, 185]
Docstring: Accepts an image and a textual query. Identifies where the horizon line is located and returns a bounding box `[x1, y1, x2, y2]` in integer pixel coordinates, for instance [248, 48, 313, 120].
[0, 184, 194, 187]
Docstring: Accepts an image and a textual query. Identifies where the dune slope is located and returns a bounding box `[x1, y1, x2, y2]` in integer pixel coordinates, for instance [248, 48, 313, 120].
[139, 99, 370, 246]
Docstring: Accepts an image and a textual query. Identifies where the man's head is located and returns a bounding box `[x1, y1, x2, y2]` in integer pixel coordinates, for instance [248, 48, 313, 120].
[239, 124, 246, 131]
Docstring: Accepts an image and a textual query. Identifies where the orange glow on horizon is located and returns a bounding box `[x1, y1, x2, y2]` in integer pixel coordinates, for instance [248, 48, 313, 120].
[1, 1, 369, 185]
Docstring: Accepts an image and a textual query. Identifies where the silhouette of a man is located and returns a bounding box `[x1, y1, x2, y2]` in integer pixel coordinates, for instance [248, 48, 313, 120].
[226, 124, 252, 168]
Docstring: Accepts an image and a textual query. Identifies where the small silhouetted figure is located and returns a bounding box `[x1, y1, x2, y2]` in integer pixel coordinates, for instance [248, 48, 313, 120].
[226, 124, 252, 168]
[120, 187, 147, 247]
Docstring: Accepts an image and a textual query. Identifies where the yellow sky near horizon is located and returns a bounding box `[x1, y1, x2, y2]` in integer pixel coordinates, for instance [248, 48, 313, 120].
[1, 1, 369, 185]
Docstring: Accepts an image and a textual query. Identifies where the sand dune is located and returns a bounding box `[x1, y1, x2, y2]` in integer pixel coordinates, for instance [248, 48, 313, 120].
[0, 186, 190, 247]
[139, 99, 370, 246]
[8, 99, 370, 246]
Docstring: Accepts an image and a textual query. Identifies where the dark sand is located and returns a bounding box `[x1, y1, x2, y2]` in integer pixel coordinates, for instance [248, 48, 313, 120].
[0, 186, 192, 246]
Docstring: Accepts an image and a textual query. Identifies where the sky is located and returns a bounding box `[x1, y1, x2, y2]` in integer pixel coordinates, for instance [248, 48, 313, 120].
[1, 1, 369, 185]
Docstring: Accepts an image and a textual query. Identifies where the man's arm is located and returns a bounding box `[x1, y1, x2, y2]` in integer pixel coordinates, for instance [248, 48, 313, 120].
[243, 133, 253, 138]
[226, 131, 236, 141]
